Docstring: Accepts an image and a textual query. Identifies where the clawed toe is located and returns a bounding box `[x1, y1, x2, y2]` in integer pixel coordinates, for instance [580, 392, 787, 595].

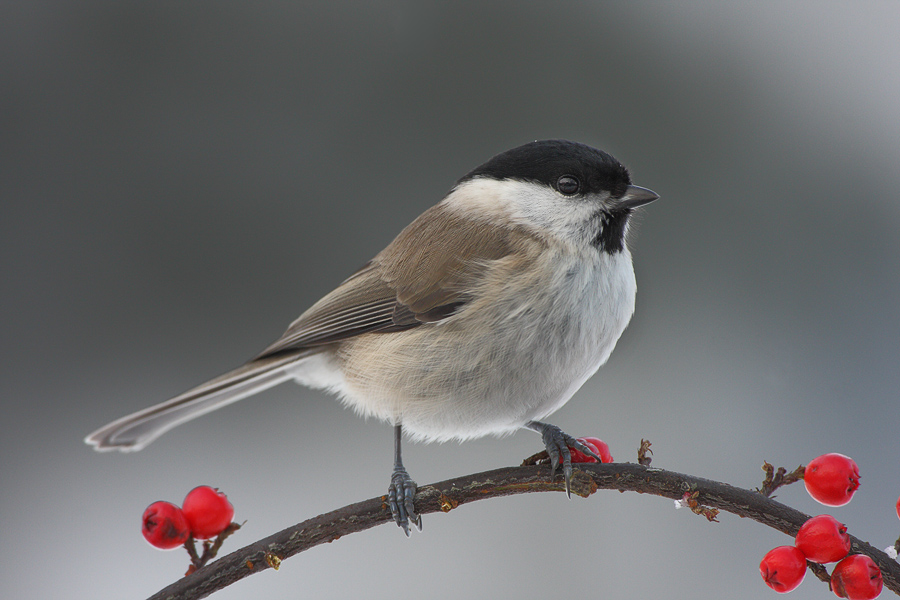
[527, 420, 598, 498]
[388, 467, 421, 535]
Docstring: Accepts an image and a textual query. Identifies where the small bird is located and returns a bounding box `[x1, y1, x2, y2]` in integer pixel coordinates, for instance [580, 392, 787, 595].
[86, 140, 658, 534]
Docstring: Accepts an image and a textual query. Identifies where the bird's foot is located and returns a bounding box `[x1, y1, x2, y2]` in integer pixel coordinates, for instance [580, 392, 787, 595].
[387, 466, 421, 535]
[527, 421, 602, 498]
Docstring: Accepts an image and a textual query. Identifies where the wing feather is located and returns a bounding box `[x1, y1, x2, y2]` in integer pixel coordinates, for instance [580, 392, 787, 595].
[257, 202, 519, 357]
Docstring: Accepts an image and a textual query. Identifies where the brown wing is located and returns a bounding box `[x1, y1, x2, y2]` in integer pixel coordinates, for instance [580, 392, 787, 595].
[376, 203, 515, 317]
[255, 262, 405, 356]
[256, 202, 517, 357]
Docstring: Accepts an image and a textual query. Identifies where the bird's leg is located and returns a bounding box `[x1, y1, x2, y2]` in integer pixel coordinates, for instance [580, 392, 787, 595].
[525, 420, 602, 498]
[387, 424, 421, 535]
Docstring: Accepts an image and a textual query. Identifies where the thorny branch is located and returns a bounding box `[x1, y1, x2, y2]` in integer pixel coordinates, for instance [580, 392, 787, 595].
[145, 457, 900, 600]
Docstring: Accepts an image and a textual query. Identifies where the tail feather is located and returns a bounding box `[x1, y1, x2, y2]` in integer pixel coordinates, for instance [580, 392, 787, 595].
[85, 350, 313, 452]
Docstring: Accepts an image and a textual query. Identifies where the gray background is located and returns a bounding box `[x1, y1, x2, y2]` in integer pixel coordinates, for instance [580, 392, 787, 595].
[3, 2, 899, 599]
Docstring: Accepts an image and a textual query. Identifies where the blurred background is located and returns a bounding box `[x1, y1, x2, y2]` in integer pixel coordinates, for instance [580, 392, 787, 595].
[2, 2, 899, 599]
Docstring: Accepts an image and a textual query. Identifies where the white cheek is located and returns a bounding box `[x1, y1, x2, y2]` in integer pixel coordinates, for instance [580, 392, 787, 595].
[441, 178, 515, 220]
[442, 178, 599, 246]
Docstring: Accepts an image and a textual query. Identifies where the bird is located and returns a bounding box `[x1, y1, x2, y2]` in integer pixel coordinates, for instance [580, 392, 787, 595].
[86, 139, 658, 534]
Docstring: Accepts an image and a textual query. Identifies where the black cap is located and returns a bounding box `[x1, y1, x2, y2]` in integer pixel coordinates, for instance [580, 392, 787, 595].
[459, 140, 632, 199]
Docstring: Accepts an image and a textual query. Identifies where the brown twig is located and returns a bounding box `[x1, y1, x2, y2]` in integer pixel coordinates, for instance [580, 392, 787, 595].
[146, 462, 900, 600]
[637, 439, 653, 466]
[757, 461, 805, 497]
[520, 449, 550, 465]
[807, 561, 832, 587]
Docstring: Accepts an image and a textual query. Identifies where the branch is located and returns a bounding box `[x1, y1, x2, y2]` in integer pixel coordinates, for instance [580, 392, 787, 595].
[147, 462, 900, 600]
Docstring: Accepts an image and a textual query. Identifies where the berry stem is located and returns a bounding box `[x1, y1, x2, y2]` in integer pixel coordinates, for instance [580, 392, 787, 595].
[182, 523, 243, 576]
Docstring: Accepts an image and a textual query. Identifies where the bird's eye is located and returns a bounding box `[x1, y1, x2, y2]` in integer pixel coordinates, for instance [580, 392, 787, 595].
[556, 175, 580, 195]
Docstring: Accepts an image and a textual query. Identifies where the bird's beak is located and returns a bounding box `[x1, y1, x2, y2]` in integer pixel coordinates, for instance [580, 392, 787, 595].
[617, 185, 659, 209]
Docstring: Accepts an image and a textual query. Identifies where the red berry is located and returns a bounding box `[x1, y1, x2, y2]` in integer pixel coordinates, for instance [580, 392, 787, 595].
[804, 453, 860, 507]
[579, 437, 614, 463]
[562, 437, 614, 464]
[795, 515, 851, 563]
[831, 555, 883, 600]
[895, 495, 899, 521]
[182, 486, 235, 540]
[142, 501, 190, 550]
[760, 545, 807, 593]
[566, 439, 599, 464]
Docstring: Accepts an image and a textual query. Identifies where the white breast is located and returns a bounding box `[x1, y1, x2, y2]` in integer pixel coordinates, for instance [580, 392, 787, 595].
[296, 242, 637, 443]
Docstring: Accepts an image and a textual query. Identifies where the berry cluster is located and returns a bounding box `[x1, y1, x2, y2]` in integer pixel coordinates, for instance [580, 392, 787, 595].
[142, 486, 236, 550]
[759, 453, 884, 599]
